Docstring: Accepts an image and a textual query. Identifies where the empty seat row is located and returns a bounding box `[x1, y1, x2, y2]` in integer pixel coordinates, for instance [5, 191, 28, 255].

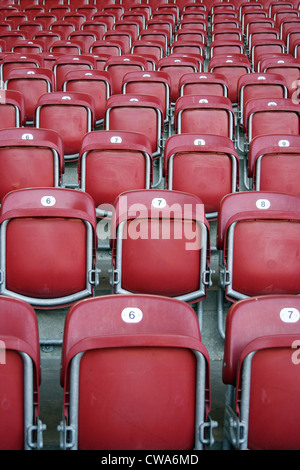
[1, 292, 300, 450]
[0, 185, 299, 340]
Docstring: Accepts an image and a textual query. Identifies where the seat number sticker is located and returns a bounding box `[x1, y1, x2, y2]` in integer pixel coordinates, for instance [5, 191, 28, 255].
[41, 196, 56, 207]
[256, 199, 270, 209]
[280, 307, 300, 323]
[121, 307, 143, 323]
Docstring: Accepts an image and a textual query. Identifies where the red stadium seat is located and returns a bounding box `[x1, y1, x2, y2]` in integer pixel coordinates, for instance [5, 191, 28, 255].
[78, 130, 153, 214]
[0, 296, 45, 450]
[0, 127, 64, 203]
[110, 189, 211, 310]
[248, 134, 300, 196]
[35, 91, 95, 160]
[0, 187, 99, 308]
[223, 295, 300, 450]
[217, 191, 300, 337]
[0, 89, 25, 129]
[174, 95, 235, 140]
[58, 294, 216, 450]
[164, 133, 239, 218]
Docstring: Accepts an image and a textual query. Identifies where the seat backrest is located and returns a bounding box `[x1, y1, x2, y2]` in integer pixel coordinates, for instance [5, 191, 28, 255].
[4, 67, 55, 123]
[78, 130, 153, 210]
[174, 95, 235, 139]
[223, 294, 300, 450]
[52, 54, 96, 91]
[60, 294, 211, 450]
[0, 187, 98, 308]
[0, 127, 64, 203]
[248, 133, 300, 195]
[0, 295, 41, 450]
[164, 133, 239, 217]
[122, 70, 171, 122]
[104, 93, 163, 156]
[238, 72, 289, 128]
[217, 191, 300, 300]
[244, 97, 300, 144]
[110, 189, 210, 302]
[0, 89, 25, 128]
[157, 54, 200, 103]
[35, 91, 95, 160]
[104, 54, 148, 94]
[208, 53, 252, 103]
[179, 71, 228, 97]
[62, 69, 112, 125]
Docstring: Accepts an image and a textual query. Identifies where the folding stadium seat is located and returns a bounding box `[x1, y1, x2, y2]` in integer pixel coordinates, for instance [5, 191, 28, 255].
[91, 12, 115, 31]
[208, 54, 251, 104]
[11, 39, 44, 54]
[0, 187, 99, 309]
[175, 27, 207, 46]
[75, 5, 97, 21]
[104, 55, 148, 95]
[211, 18, 242, 33]
[247, 24, 280, 52]
[89, 39, 122, 57]
[237, 73, 289, 153]
[248, 134, 300, 196]
[0, 127, 64, 204]
[17, 21, 43, 40]
[103, 29, 133, 54]
[102, 5, 124, 22]
[113, 19, 140, 42]
[250, 38, 286, 71]
[0, 89, 25, 129]
[53, 54, 96, 91]
[179, 72, 229, 98]
[138, 29, 169, 56]
[286, 23, 300, 53]
[274, 9, 300, 33]
[62, 12, 86, 30]
[164, 133, 239, 219]
[211, 28, 242, 46]
[217, 191, 300, 338]
[35, 92, 95, 160]
[58, 294, 217, 450]
[157, 55, 200, 105]
[122, 11, 147, 31]
[110, 189, 211, 313]
[34, 13, 57, 30]
[0, 31, 28, 52]
[81, 20, 107, 40]
[33, 30, 62, 53]
[104, 93, 163, 186]
[258, 56, 300, 97]
[170, 39, 206, 59]
[174, 95, 235, 141]
[222, 295, 300, 450]
[50, 21, 76, 40]
[131, 38, 165, 62]
[242, 8, 268, 34]
[146, 18, 174, 43]
[243, 98, 300, 152]
[122, 70, 171, 136]
[0, 52, 43, 83]
[78, 130, 153, 215]
[0, 295, 45, 450]
[47, 5, 70, 21]
[67, 31, 98, 54]
[4, 67, 55, 124]
[49, 39, 84, 56]
[244, 16, 275, 42]
[209, 39, 245, 58]
[62, 69, 112, 127]
[4, 11, 28, 30]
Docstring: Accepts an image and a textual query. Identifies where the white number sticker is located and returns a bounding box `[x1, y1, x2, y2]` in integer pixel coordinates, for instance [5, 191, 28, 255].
[152, 197, 166, 208]
[41, 196, 56, 207]
[256, 199, 270, 210]
[121, 307, 143, 323]
[280, 307, 300, 323]
[110, 136, 122, 143]
[22, 133, 33, 140]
